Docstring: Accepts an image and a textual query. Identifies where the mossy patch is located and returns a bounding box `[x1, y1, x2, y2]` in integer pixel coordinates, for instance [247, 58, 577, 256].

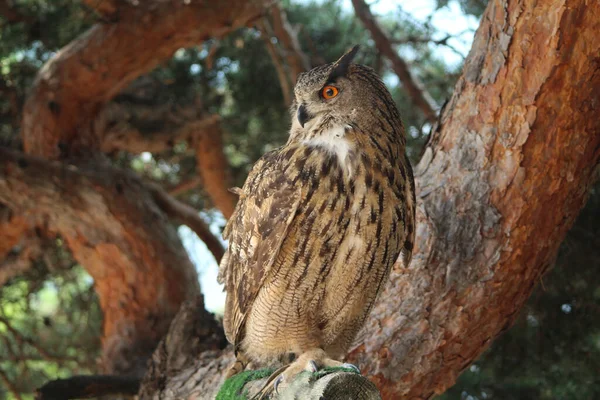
[216, 369, 275, 400]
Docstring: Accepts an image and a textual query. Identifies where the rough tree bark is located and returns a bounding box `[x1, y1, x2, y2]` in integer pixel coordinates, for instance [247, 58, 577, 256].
[137, 0, 600, 398]
[3, 0, 271, 376]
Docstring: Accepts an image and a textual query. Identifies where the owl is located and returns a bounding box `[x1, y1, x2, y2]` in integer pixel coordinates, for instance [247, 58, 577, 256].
[217, 46, 416, 397]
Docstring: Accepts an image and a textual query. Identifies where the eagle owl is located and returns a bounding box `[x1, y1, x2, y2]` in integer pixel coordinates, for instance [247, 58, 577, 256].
[218, 46, 416, 395]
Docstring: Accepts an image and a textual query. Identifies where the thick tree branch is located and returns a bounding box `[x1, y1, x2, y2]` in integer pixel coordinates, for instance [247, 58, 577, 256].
[351, 0, 438, 123]
[138, 0, 600, 398]
[0, 148, 201, 374]
[346, 0, 600, 397]
[21, 0, 271, 158]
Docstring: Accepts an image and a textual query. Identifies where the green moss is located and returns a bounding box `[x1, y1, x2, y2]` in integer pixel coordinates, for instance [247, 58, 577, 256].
[216, 369, 275, 400]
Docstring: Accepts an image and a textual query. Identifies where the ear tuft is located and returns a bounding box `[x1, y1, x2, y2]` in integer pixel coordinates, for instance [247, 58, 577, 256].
[327, 45, 360, 81]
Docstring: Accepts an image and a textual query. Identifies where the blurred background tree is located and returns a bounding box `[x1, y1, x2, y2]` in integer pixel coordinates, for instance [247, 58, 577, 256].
[0, 0, 598, 399]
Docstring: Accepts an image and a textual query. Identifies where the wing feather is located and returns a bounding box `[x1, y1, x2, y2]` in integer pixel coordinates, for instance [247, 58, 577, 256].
[218, 151, 301, 346]
[401, 154, 416, 267]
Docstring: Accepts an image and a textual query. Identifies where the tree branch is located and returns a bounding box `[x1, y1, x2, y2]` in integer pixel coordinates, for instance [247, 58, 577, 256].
[351, 0, 438, 123]
[0, 148, 201, 374]
[99, 106, 221, 155]
[258, 19, 294, 106]
[21, 0, 271, 158]
[149, 183, 225, 263]
[36, 375, 140, 400]
[268, 4, 311, 79]
[192, 115, 239, 219]
[0, 368, 22, 400]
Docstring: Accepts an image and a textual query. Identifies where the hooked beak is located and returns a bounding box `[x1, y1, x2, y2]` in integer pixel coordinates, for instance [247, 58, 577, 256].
[297, 104, 313, 128]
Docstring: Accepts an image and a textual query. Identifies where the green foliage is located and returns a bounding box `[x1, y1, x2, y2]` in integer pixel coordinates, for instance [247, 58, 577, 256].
[217, 368, 275, 400]
[0, 245, 101, 399]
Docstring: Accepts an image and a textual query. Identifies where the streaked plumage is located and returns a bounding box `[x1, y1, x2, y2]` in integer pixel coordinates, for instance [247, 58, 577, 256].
[218, 46, 415, 393]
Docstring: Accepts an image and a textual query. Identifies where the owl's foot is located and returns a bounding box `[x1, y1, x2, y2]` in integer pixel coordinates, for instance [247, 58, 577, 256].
[225, 351, 250, 379]
[253, 348, 360, 399]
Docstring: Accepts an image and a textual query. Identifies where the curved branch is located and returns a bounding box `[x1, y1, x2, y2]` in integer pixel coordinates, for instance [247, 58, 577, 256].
[0, 148, 201, 374]
[21, 0, 270, 158]
[149, 183, 225, 263]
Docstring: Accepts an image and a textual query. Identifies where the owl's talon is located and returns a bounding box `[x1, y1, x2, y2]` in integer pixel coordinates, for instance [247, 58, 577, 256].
[273, 375, 284, 394]
[341, 362, 360, 374]
[308, 360, 318, 373]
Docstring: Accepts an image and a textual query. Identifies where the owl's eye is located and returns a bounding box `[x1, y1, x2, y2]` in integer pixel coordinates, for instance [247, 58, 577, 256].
[321, 85, 339, 100]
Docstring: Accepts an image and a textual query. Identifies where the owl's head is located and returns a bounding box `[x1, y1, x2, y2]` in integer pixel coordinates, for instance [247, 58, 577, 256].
[291, 46, 395, 134]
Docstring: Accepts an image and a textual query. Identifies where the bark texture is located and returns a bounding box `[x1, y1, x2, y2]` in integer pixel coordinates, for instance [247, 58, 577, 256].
[0, 148, 200, 375]
[138, 0, 600, 398]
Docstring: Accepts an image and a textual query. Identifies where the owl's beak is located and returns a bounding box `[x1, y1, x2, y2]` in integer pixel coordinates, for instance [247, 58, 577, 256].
[297, 104, 312, 128]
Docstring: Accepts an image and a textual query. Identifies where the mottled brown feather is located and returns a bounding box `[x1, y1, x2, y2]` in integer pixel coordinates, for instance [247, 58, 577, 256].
[218, 151, 302, 346]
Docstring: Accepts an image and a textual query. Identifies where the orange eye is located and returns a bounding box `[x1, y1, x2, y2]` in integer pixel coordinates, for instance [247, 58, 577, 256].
[321, 85, 339, 100]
